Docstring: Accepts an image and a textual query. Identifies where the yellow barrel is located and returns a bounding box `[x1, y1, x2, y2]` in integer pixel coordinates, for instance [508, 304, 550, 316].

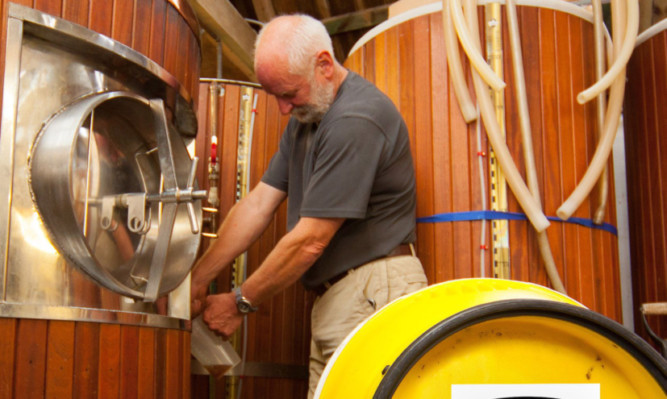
[315, 279, 666, 398]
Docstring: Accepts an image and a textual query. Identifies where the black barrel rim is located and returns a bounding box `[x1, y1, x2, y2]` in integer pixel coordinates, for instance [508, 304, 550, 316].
[373, 299, 667, 398]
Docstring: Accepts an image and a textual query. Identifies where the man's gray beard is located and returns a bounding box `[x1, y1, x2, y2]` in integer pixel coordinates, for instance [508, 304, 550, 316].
[292, 81, 335, 124]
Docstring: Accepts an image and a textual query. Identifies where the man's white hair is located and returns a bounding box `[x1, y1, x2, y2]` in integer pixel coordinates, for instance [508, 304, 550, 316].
[255, 14, 335, 76]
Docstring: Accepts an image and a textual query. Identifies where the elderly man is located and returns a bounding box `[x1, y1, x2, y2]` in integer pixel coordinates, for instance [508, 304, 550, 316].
[190, 14, 427, 397]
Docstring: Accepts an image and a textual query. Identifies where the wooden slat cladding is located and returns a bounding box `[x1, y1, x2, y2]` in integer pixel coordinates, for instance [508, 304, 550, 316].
[0, 0, 200, 115]
[624, 29, 667, 346]
[345, 6, 621, 320]
[0, 319, 190, 399]
[194, 82, 307, 399]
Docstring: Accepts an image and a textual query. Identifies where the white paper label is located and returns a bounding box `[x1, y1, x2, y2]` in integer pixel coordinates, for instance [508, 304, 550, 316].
[451, 384, 600, 399]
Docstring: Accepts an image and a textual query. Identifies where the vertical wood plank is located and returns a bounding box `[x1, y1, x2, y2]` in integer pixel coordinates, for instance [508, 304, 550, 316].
[148, 0, 166, 66]
[33, 0, 61, 16]
[62, 0, 90, 26]
[154, 328, 167, 399]
[15, 319, 48, 399]
[373, 30, 387, 98]
[572, 15, 598, 312]
[429, 12, 453, 283]
[181, 331, 191, 398]
[73, 323, 99, 399]
[625, 29, 667, 340]
[88, 0, 113, 37]
[132, 0, 152, 56]
[164, 328, 182, 399]
[119, 326, 139, 399]
[162, 5, 184, 86]
[111, 0, 135, 47]
[45, 321, 75, 399]
[385, 26, 400, 107]
[98, 324, 121, 399]
[413, 15, 435, 285]
[520, 5, 547, 286]
[537, 8, 568, 293]
[0, 318, 17, 398]
[137, 327, 156, 399]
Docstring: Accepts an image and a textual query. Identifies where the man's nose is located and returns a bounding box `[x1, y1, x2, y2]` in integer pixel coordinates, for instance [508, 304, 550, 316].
[277, 99, 293, 115]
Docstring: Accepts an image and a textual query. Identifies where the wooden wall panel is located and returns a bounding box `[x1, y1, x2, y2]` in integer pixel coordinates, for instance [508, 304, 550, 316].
[0, 318, 16, 398]
[137, 327, 157, 399]
[344, 6, 621, 320]
[45, 321, 75, 398]
[194, 81, 305, 399]
[148, 0, 167, 66]
[88, 0, 113, 37]
[98, 324, 121, 399]
[624, 28, 667, 346]
[0, 319, 188, 399]
[73, 322, 100, 399]
[0, 0, 201, 131]
[119, 326, 139, 398]
[14, 319, 48, 398]
[0, 1, 198, 397]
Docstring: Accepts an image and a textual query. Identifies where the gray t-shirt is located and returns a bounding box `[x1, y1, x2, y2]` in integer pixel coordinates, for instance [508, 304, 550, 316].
[261, 71, 416, 290]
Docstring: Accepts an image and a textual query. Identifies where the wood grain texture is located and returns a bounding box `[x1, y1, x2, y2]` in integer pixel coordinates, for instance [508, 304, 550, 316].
[193, 82, 304, 399]
[0, 320, 188, 399]
[0, 0, 200, 119]
[624, 28, 667, 347]
[46, 321, 75, 399]
[344, 6, 621, 320]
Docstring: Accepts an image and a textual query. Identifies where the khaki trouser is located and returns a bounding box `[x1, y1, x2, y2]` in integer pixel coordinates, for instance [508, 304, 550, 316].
[307, 255, 427, 398]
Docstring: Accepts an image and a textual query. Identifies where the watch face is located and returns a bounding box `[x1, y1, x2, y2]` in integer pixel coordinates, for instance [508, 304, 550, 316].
[237, 300, 253, 314]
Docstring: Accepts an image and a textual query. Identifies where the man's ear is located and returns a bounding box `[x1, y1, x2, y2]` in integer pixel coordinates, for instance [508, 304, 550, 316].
[315, 50, 335, 78]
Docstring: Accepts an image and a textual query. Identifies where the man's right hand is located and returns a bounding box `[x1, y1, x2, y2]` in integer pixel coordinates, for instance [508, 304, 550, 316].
[190, 282, 208, 319]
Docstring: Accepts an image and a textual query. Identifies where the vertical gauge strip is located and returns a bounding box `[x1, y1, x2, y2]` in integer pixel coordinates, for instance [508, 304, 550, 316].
[229, 86, 255, 399]
[485, 3, 511, 279]
[232, 86, 255, 290]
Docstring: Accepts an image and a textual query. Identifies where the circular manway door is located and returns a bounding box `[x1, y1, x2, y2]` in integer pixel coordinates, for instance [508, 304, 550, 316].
[30, 91, 204, 300]
[315, 279, 667, 399]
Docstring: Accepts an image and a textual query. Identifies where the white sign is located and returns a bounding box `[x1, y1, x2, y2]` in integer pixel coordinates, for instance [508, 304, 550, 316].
[451, 384, 600, 399]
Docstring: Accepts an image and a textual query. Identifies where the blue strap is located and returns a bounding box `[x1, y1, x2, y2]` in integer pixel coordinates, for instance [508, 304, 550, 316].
[417, 210, 617, 235]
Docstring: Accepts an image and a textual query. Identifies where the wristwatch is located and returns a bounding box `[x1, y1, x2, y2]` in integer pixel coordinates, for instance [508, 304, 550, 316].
[233, 286, 258, 314]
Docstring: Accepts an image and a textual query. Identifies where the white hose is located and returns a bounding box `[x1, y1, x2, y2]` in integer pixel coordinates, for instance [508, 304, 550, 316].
[443, 0, 478, 123]
[246, 92, 259, 189]
[577, 0, 638, 104]
[464, 0, 549, 232]
[450, 0, 506, 91]
[506, 0, 565, 293]
[592, 0, 609, 224]
[557, 0, 628, 220]
[506, 0, 538, 202]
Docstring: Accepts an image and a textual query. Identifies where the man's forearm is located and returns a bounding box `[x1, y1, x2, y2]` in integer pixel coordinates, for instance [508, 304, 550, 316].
[239, 217, 343, 306]
[191, 183, 286, 294]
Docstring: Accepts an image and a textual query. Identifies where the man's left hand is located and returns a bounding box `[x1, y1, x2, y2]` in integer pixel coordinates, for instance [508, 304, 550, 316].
[202, 292, 243, 339]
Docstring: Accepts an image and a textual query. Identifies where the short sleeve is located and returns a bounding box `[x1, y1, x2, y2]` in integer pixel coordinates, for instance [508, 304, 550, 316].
[261, 127, 290, 192]
[300, 117, 385, 219]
